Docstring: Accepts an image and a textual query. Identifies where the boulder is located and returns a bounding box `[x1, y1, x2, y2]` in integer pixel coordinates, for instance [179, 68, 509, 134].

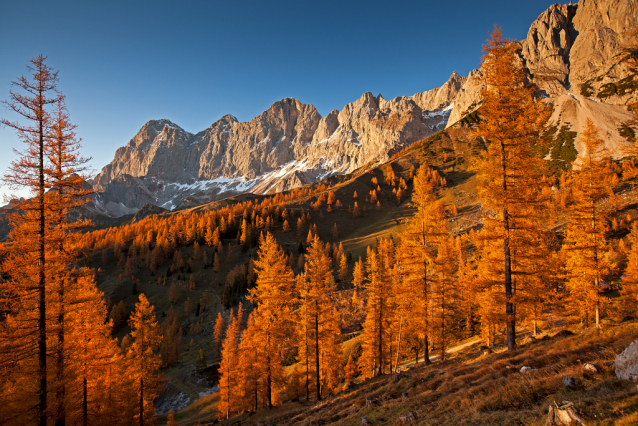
[546, 401, 586, 425]
[362, 417, 369, 426]
[562, 376, 577, 388]
[583, 363, 602, 374]
[616, 338, 638, 381]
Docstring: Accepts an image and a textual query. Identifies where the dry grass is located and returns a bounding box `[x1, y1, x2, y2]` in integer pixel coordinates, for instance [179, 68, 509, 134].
[182, 322, 638, 426]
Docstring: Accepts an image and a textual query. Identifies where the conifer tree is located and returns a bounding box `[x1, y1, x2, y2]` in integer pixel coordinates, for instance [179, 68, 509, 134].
[297, 236, 341, 400]
[127, 294, 163, 426]
[359, 240, 395, 377]
[400, 165, 446, 364]
[237, 312, 262, 412]
[213, 312, 225, 358]
[217, 307, 241, 419]
[563, 119, 612, 328]
[0, 55, 59, 426]
[248, 233, 295, 408]
[473, 27, 551, 350]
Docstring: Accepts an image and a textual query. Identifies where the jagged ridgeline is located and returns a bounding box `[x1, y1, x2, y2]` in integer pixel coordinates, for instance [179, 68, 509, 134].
[88, 0, 638, 222]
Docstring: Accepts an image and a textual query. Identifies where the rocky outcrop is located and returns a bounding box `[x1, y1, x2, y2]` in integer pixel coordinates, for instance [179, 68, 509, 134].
[94, 75, 459, 216]
[616, 338, 638, 381]
[93, 0, 638, 217]
[410, 71, 465, 111]
[520, 3, 577, 96]
[446, 69, 483, 126]
[549, 93, 634, 160]
[569, 0, 638, 100]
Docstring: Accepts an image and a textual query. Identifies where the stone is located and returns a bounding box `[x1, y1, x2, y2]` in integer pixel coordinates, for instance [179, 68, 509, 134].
[562, 376, 577, 387]
[616, 338, 638, 381]
[521, 366, 538, 374]
[583, 363, 602, 374]
[546, 401, 586, 425]
[362, 417, 369, 426]
[398, 412, 416, 424]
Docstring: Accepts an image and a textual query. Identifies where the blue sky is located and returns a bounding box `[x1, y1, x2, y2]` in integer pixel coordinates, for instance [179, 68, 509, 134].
[0, 0, 562, 199]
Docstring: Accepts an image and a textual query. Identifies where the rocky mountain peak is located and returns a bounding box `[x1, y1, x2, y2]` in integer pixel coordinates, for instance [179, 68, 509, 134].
[411, 71, 466, 112]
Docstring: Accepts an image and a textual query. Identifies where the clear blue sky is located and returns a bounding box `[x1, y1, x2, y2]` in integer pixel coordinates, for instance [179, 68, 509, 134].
[0, 0, 562, 200]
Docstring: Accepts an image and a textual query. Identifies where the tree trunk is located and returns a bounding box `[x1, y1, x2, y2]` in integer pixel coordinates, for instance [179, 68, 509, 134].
[500, 140, 516, 351]
[83, 377, 87, 426]
[315, 301, 321, 402]
[423, 335, 431, 365]
[139, 377, 144, 426]
[38, 92, 48, 426]
[394, 315, 404, 373]
[55, 278, 66, 426]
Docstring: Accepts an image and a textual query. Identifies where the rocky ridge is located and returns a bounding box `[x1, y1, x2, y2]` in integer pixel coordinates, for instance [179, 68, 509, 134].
[93, 75, 461, 216]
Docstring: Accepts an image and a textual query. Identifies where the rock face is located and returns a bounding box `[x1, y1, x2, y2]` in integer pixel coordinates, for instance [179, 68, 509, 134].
[520, 3, 577, 96]
[446, 69, 484, 126]
[569, 0, 638, 96]
[94, 74, 461, 216]
[615, 338, 638, 381]
[411, 71, 466, 111]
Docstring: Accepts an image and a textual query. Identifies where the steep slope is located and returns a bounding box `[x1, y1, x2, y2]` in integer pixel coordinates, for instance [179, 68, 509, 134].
[93, 74, 461, 216]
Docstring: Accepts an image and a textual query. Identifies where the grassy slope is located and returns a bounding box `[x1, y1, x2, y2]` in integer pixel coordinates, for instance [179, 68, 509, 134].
[167, 321, 638, 426]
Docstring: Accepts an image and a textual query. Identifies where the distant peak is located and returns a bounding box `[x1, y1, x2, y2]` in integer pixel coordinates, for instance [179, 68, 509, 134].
[145, 118, 183, 130]
[221, 114, 238, 122]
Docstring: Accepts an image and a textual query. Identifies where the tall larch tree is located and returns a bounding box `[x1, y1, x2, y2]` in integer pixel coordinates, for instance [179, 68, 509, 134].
[400, 164, 446, 364]
[473, 27, 551, 350]
[297, 236, 341, 401]
[248, 233, 295, 408]
[562, 119, 612, 328]
[0, 54, 59, 426]
[359, 240, 395, 377]
[237, 312, 262, 413]
[47, 94, 93, 426]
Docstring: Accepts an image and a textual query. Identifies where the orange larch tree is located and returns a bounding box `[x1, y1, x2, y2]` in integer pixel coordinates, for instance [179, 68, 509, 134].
[562, 119, 612, 328]
[473, 27, 551, 350]
[248, 233, 295, 408]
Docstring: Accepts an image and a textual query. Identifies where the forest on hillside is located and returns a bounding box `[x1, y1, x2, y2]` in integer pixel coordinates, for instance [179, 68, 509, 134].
[2, 28, 638, 425]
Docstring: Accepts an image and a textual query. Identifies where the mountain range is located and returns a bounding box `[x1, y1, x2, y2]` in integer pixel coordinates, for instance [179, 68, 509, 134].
[90, 0, 638, 218]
